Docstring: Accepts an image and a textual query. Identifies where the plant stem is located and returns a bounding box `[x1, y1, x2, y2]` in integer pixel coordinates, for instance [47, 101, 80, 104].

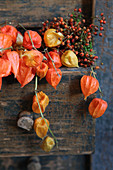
[91, 66, 103, 98]
[0, 46, 13, 52]
[35, 75, 58, 147]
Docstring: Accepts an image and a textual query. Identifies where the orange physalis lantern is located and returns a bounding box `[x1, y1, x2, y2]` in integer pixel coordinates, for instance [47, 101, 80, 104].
[36, 62, 48, 80]
[40, 136, 55, 152]
[16, 58, 35, 87]
[0, 58, 11, 77]
[22, 50, 43, 67]
[46, 68, 62, 89]
[45, 51, 62, 68]
[34, 117, 49, 138]
[23, 30, 42, 50]
[32, 91, 49, 114]
[5, 51, 19, 77]
[0, 77, 2, 90]
[44, 29, 64, 47]
[80, 75, 99, 100]
[0, 33, 12, 55]
[88, 98, 108, 118]
[1, 25, 18, 43]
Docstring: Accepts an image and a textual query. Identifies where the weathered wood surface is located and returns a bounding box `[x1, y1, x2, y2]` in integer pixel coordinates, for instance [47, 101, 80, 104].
[0, 0, 92, 27]
[0, 68, 95, 157]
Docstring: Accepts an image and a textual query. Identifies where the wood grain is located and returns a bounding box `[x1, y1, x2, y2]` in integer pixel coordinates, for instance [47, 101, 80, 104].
[0, 0, 92, 27]
[0, 68, 95, 157]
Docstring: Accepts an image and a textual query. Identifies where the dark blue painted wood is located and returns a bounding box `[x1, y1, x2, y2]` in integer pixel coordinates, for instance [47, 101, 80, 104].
[92, 0, 113, 169]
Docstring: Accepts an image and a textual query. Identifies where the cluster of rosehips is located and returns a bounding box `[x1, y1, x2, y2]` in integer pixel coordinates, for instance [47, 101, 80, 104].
[39, 9, 106, 68]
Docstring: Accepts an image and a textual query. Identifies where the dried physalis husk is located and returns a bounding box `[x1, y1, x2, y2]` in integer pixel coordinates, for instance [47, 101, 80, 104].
[32, 91, 49, 114]
[61, 50, 79, 67]
[34, 117, 49, 138]
[17, 111, 34, 131]
[40, 136, 55, 152]
[44, 29, 64, 47]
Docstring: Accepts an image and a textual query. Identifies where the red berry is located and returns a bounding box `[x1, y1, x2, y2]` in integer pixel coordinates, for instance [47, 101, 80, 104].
[101, 13, 104, 16]
[82, 19, 85, 23]
[90, 49, 93, 52]
[100, 27, 104, 31]
[67, 40, 70, 43]
[87, 35, 91, 39]
[103, 20, 106, 24]
[94, 56, 98, 59]
[99, 33, 102, 36]
[84, 58, 87, 62]
[75, 36, 78, 40]
[72, 39, 75, 43]
[85, 43, 89, 46]
[80, 52, 84, 57]
[75, 51, 78, 55]
[60, 17, 63, 22]
[100, 20, 103, 23]
[74, 8, 77, 11]
[86, 28, 90, 32]
[54, 17, 57, 21]
[94, 32, 97, 35]
[85, 53, 89, 57]
[70, 14, 73, 17]
[70, 18, 73, 22]
[78, 8, 82, 13]
[88, 32, 91, 35]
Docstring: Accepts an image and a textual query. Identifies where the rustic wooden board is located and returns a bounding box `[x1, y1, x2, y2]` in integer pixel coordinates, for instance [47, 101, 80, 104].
[0, 0, 92, 27]
[0, 68, 95, 157]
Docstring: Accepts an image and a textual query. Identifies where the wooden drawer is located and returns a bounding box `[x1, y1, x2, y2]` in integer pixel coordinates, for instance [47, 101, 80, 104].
[0, 0, 95, 157]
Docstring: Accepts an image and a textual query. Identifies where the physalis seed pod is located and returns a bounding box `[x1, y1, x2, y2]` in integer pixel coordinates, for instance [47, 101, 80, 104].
[1, 25, 18, 43]
[23, 30, 42, 50]
[0, 77, 2, 90]
[61, 50, 79, 67]
[0, 33, 12, 55]
[88, 98, 108, 118]
[36, 62, 48, 80]
[34, 117, 49, 138]
[45, 51, 62, 68]
[22, 50, 43, 67]
[80, 75, 99, 100]
[40, 136, 55, 152]
[17, 111, 34, 131]
[44, 29, 64, 47]
[32, 91, 49, 114]
[0, 58, 11, 77]
[46, 68, 62, 89]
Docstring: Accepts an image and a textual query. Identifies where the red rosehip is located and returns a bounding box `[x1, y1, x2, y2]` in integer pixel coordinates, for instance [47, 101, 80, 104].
[78, 8, 82, 13]
[80, 52, 84, 57]
[100, 27, 104, 31]
[103, 20, 106, 24]
[99, 33, 102, 36]
[94, 32, 97, 35]
[100, 20, 103, 23]
[60, 17, 63, 22]
[70, 14, 73, 18]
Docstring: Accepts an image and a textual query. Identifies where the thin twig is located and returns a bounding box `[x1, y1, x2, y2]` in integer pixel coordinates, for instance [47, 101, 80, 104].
[91, 66, 103, 98]
[35, 75, 58, 147]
